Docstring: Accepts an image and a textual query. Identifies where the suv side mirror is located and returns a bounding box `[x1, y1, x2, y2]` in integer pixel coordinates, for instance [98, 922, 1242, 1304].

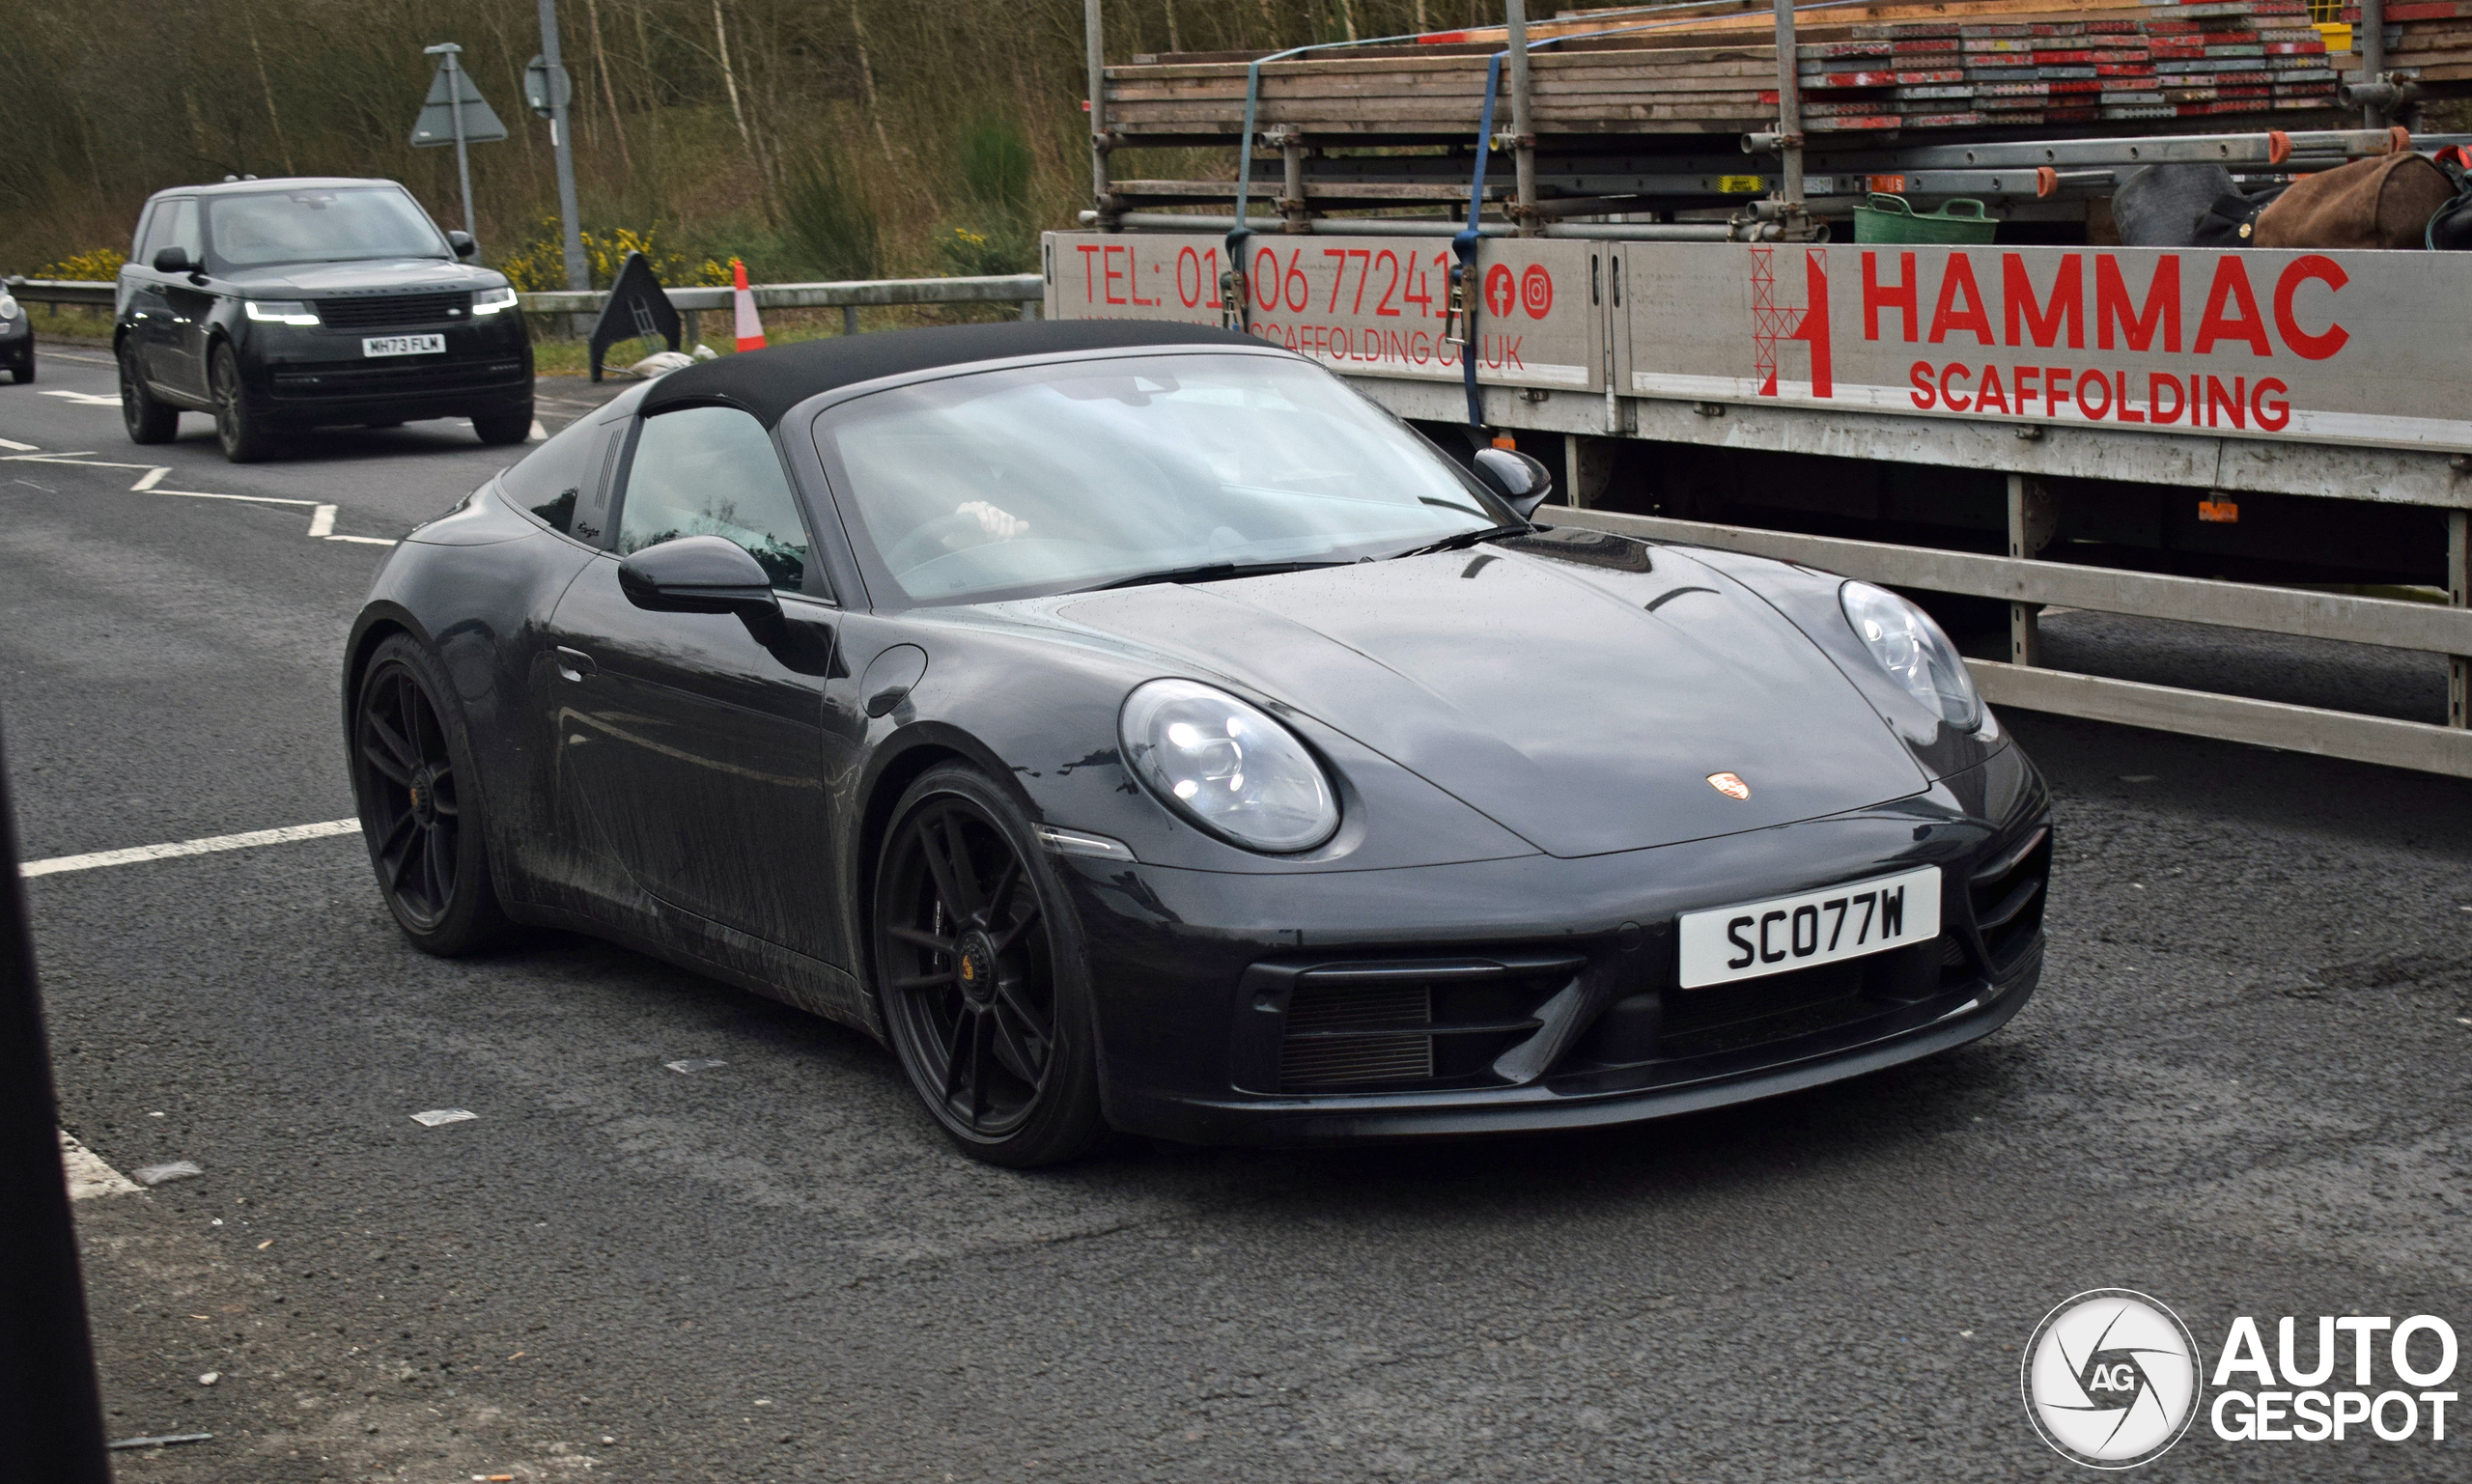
[617, 535, 785, 645]
[446, 231, 476, 259]
[151, 245, 195, 275]
[1472, 447, 1556, 519]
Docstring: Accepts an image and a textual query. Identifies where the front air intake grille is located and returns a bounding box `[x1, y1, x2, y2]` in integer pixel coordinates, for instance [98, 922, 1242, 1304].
[1261, 953, 1586, 1094]
[317, 292, 472, 328]
[1278, 983, 1434, 1088]
[1969, 826, 2052, 970]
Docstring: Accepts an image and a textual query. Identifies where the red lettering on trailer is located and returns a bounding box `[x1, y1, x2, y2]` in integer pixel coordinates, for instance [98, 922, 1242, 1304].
[2096, 254, 2181, 352]
[1865, 251, 1919, 342]
[2004, 254, 2084, 350]
[1941, 362, 1973, 410]
[1078, 243, 1102, 302]
[2254, 377, 2291, 430]
[2194, 257, 2273, 356]
[2272, 256, 2349, 360]
[1928, 256, 1994, 345]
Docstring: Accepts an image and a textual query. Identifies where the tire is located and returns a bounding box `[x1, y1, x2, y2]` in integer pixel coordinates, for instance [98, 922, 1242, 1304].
[119, 343, 176, 443]
[872, 765, 1110, 1167]
[210, 343, 278, 462]
[351, 633, 512, 956]
[472, 406, 533, 446]
[11, 355, 32, 385]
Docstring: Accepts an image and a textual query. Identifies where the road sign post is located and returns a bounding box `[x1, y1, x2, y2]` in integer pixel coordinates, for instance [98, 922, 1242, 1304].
[410, 43, 508, 257]
[534, 0, 588, 294]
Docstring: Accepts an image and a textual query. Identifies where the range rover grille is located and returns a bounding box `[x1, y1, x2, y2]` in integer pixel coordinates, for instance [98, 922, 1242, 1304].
[318, 292, 472, 328]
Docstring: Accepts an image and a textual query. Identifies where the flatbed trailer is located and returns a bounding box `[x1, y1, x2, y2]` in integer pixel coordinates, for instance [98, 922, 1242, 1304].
[1048, 0, 2472, 779]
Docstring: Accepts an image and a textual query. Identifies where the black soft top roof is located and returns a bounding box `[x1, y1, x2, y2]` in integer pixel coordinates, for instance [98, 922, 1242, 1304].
[637, 320, 1269, 428]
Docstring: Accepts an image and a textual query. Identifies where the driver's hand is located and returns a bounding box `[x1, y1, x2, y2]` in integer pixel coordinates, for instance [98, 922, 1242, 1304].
[956, 500, 1027, 540]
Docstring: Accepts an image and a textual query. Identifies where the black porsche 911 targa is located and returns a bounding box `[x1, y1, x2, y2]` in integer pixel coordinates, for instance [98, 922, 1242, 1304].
[344, 321, 2051, 1165]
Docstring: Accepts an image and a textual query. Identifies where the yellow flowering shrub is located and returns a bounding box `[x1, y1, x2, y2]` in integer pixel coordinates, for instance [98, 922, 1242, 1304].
[497, 222, 730, 293]
[36, 248, 127, 280]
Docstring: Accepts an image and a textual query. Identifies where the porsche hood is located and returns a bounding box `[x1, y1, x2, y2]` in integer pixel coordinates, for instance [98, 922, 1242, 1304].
[1057, 542, 1929, 858]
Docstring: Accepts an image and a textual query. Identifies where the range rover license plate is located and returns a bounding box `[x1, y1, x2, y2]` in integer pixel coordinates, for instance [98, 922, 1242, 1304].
[362, 334, 444, 357]
[1675, 866, 1941, 989]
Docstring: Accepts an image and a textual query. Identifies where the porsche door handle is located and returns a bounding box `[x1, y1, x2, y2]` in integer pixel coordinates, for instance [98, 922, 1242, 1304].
[553, 646, 598, 682]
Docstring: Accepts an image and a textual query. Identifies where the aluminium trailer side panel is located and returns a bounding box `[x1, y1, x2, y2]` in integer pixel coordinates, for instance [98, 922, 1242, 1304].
[1615, 241, 2472, 457]
[1044, 232, 1605, 394]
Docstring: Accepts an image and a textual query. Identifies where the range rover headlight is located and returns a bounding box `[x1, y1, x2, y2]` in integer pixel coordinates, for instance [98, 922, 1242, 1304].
[1840, 580, 1983, 730]
[1119, 679, 1338, 853]
[471, 286, 519, 316]
[244, 299, 320, 325]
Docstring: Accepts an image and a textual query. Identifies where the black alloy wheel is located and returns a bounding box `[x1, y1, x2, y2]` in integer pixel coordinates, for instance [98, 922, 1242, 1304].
[211, 344, 277, 462]
[10, 347, 32, 384]
[352, 634, 509, 955]
[119, 342, 176, 442]
[874, 767, 1108, 1166]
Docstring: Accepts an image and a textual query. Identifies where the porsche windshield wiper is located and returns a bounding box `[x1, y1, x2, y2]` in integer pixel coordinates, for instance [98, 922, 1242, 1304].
[1385, 524, 1531, 561]
[1082, 559, 1354, 592]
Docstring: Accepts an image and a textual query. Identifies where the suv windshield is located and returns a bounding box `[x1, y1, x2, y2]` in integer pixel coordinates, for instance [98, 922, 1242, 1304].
[814, 352, 1510, 603]
[204, 187, 448, 268]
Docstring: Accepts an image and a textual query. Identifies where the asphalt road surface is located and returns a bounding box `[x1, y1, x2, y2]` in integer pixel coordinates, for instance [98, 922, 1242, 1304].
[5, 346, 2468, 1483]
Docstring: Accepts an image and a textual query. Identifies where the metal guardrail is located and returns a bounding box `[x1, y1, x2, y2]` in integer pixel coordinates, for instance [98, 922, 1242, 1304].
[4, 278, 114, 308]
[0, 273, 1047, 320]
[1560, 504, 2472, 780]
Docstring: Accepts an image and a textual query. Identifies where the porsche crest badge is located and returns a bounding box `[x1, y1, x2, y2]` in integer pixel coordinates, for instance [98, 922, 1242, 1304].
[1706, 771, 1751, 800]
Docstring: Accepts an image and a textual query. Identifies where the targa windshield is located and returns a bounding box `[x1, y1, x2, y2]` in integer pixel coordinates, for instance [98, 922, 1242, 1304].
[815, 352, 1512, 603]
[205, 187, 450, 268]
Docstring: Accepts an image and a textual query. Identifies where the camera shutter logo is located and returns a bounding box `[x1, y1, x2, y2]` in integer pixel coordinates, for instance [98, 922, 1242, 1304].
[2022, 1289, 2203, 1469]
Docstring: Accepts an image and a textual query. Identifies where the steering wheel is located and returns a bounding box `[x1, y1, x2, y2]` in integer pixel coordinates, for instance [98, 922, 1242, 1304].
[883, 509, 1009, 574]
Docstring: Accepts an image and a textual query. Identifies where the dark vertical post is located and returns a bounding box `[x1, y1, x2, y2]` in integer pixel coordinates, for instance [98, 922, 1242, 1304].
[0, 714, 112, 1484]
[2448, 508, 2467, 728]
[2360, 0, 2388, 128]
[2008, 474, 2042, 667]
[538, 0, 588, 292]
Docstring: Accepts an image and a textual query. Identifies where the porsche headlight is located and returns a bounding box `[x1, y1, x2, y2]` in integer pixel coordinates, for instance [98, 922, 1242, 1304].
[1120, 679, 1338, 853]
[0, 294, 17, 321]
[1840, 580, 1982, 730]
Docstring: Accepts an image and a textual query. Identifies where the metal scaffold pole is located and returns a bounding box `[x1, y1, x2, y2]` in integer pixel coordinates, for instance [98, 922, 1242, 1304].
[1773, 0, 1806, 227]
[1506, 0, 1539, 236]
[1087, 0, 1117, 227]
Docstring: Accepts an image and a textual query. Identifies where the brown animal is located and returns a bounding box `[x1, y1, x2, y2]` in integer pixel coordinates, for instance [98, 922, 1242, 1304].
[2252, 152, 2456, 251]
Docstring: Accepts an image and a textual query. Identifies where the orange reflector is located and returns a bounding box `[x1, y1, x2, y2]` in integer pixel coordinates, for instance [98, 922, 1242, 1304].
[1491, 434, 1518, 449]
[2198, 499, 2239, 524]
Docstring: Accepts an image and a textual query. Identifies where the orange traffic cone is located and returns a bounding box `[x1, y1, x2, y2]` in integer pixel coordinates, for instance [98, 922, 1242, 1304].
[732, 258, 766, 352]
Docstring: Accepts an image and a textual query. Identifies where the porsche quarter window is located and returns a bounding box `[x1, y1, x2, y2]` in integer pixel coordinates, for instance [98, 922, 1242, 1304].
[616, 406, 811, 591]
[815, 352, 1504, 603]
[498, 415, 616, 538]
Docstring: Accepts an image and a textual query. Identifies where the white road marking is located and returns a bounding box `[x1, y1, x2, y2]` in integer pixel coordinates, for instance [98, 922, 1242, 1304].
[410, 1108, 478, 1127]
[19, 818, 361, 879]
[0, 436, 36, 451]
[529, 419, 548, 441]
[60, 1132, 143, 1200]
[38, 350, 116, 367]
[13, 478, 56, 492]
[38, 389, 120, 406]
[1, 444, 397, 543]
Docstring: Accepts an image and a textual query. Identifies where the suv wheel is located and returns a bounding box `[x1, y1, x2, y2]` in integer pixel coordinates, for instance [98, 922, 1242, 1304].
[472, 407, 534, 446]
[211, 344, 278, 462]
[119, 343, 177, 442]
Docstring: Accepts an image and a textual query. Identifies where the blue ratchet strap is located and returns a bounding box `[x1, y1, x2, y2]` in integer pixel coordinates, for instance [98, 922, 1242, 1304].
[1455, 53, 1505, 432]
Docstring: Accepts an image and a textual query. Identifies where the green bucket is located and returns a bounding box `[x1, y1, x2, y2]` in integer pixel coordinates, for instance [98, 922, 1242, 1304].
[1853, 193, 1998, 244]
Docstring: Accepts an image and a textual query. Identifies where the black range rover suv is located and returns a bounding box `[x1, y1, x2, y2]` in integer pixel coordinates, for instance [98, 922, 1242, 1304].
[115, 178, 532, 462]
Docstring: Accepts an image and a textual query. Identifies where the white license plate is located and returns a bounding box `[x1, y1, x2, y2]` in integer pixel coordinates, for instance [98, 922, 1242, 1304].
[1676, 866, 1942, 989]
[362, 334, 444, 357]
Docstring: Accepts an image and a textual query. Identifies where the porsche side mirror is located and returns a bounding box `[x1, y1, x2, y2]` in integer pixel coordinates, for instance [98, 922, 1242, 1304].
[618, 535, 786, 645]
[1473, 447, 1555, 519]
[151, 245, 195, 275]
[446, 231, 476, 259]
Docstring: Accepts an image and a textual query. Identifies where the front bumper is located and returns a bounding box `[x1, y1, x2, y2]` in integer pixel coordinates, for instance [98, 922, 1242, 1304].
[239, 317, 531, 426]
[1071, 742, 2052, 1146]
[0, 316, 28, 365]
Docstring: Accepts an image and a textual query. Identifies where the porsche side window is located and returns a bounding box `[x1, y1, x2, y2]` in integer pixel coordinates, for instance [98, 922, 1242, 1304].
[615, 406, 809, 592]
[499, 415, 612, 537]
